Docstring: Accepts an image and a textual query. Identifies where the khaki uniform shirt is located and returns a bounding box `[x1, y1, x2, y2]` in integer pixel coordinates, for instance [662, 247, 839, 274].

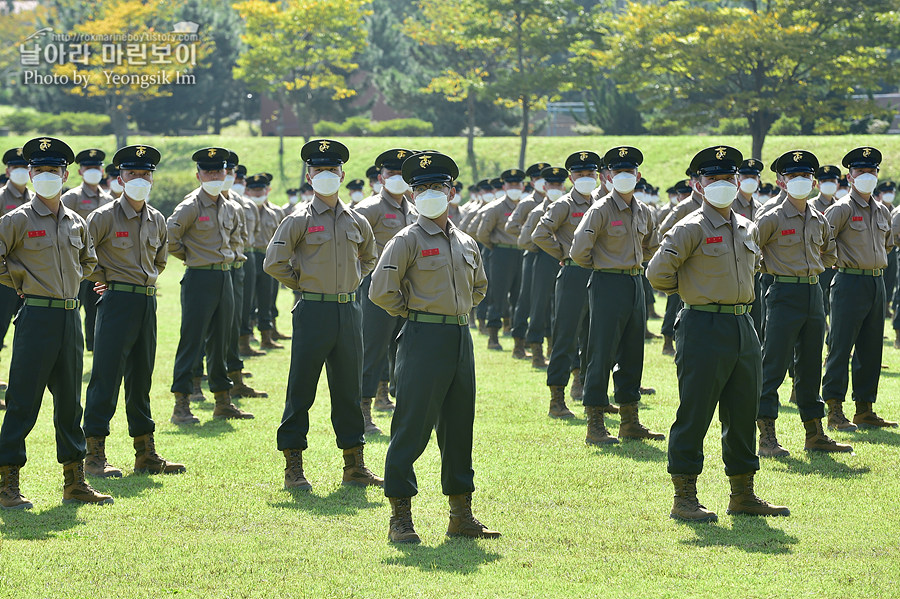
[658, 191, 703, 237]
[353, 190, 416, 253]
[824, 189, 892, 270]
[253, 201, 283, 251]
[571, 191, 658, 270]
[733, 192, 760, 221]
[891, 205, 900, 246]
[61, 183, 112, 220]
[505, 192, 543, 241]
[0, 183, 33, 216]
[532, 189, 593, 261]
[264, 195, 376, 293]
[0, 198, 96, 298]
[648, 201, 759, 305]
[756, 190, 787, 221]
[166, 187, 242, 267]
[519, 198, 551, 251]
[809, 193, 835, 216]
[86, 195, 167, 286]
[448, 203, 462, 224]
[369, 215, 487, 318]
[476, 196, 520, 247]
[458, 199, 483, 233]
[756, 198, 836, 277]
[228, 190, 258, 250]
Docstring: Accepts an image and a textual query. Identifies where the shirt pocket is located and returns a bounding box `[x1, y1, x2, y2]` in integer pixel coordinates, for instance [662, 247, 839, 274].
[196, 218, 214, 231]
[463, 247, 478, 269]
[382, 216, 402, 229]
[607, 222, 627, 237]
[849, 217, 867, 231]
[111, 236, 134, 249]
[68, 234, 84, 250]
[777, 232, 801, 247]
[416, 255, 450, 272]
[700, 241, 731, 258]
[23, 236, 53, 251]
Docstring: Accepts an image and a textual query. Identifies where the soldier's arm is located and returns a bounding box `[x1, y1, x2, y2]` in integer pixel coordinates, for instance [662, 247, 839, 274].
[156, 212, 169, 274]
[570, 205, 600, 269]
[85, 210, 109, 283]
[824, 202, 849, 238]
[475, 207, 495, 248]
[79, 216, 98, 280]
[504, 201, 527, 236]
[532, 202, 566, 261]
[0, 214, 20, 291]
[648, 224, 695, 295]
[642, 206, 660, 262]
[472, 244, 488, 307]
[356, 215, 378, 279]
[60, 190, 77, 212]
[518, 208, 540, 249]
[820, 217, 837, 269]
[264, 215, 303, 290]
[353, 201, 379, 231]
[754, 211, 778, 250]
[166, 201, 194, 261]
[369, 235, 411, 318]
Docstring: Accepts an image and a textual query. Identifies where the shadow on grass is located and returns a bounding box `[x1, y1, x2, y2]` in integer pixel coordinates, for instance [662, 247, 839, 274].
[773, 453, 871, 478]
[87, 472, 164, 499]
[602, 440, 667, 462]
[679, 515, 798, 554]
[0, 503, 84, 540]
[843, 427, 900, 446]
[159, 419, 236, 438]
[270, 485, 381, 516]
[383, 537, 502, 573]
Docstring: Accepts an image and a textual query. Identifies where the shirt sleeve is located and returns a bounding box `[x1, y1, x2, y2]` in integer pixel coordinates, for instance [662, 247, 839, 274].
[642, 206, 660, 262]
[357, 215, 377, 279]
[264, 214, 303, 290]
[472, 242, 488, 307]
[79, 216, 98, 280]
[824, 202, 849, 238]
[86, 210, 108, 284]
[156, 212, 169, 275]
[475, 206, 496, 247]
[0, 214, 20, 291]
[820, 217, 837, 269]
[532, 202, 565, 261]
[166, 200, 194, 261]
[369, 235, 410, 317]
[648, 224, 695, 295]
[570, 205, 599, 269]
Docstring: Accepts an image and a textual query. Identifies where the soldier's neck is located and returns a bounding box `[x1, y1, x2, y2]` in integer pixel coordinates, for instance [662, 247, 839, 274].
[125, 195, 145, 214]
[739, 191, 753, 202]
[37, 194, 61, 216]
[318, 193, 339, 209]
[83, 182, 99, 193]
[788, 196, 807, 213]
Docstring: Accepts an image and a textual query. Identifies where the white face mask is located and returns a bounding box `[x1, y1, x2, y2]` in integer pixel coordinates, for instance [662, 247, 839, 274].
[703, 180, 738, 208]
[611, 172, 637, 194]
[851, 173, 878, 195]
[231, 183, 246, 196]
[9, 167, 30, 186]
[250, 194, 267, 206]
[201, 179, 225, 197]
[82, 168, 103, 185]
[384, 175, 409, 195]
[350, 191, 363, 203]
[533, 178, 546, 193]
[415, 189, 448, 219]
[124, 178, 152, 202]
[222, 174, 235, 192]
[818, 181, 837, 197]
[545, 188, 565, 202]
[633, 191, 647, 203]
[573, 176, 597, 195]
[786, 176, 813, 199]
[288, 194, 299, 205]
[31, 172, 64, 198]
[449, 194, 460, 205]
[310, 171, 341, 196]
[883, 193, 896, 204]
[505, 188, 523, 201]
[482, 191, 495, 202]
[109, 179, 124, 194]
[372, 182, 383, 194]
[835, 188, 849, 199]
[739, 178, 759, 194]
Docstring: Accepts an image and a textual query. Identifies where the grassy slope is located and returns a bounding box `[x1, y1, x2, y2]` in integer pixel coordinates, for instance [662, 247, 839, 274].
[1, 134, 899, 194]
[0, 260, 898, 598]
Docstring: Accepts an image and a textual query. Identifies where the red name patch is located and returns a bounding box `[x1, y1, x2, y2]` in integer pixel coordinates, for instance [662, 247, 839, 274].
[307, 226, 325, 233]
[421, 248, 440, 257]
[116, 231, 129, 238]
[781, 229, 795, 236]
[81, 199, 91, 204]
[572, 212, 584, 218]
[5, 205, 16, 210]
[384, 214, 397, 219]
[706, 236, 723, 244]
[28, 230, 46, 238]
[610, 220, 623, 227]
[851, 216, 863, 222]
[198, 216, 210, 222]
[504, 212, 512, 216]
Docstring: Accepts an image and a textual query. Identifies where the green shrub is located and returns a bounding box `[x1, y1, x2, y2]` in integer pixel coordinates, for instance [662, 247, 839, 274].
[150, 170, 201, 218]
[712, 117, 747, 135]
[2, 109, 111, 135]
[4, 109, 41, 134]
[368, 118, 433, 136]
[770, 114, 801, 135]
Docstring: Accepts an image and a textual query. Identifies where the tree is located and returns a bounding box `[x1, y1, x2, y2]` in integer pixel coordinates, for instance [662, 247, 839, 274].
[602, 0, 899, 158]
[53, 0, 209, 147]
[233, 0, 370, 183]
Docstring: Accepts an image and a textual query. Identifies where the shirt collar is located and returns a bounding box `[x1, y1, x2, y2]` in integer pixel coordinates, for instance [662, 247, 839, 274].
[850, 188, 870, 209]
[782, 197, 808, 219]
[610, 190, 630, 212]
[311, 195, 346, 217]
[380, 188, 407, 211]
[702, 200, 730, 229]
[417, 213, 450, 238]
[198, 188, 218, 207]
[117, 194, 150, 220]
[571, 189, 592, 205]
[81, 183, 98, 199]
[31, 197, 71, 220]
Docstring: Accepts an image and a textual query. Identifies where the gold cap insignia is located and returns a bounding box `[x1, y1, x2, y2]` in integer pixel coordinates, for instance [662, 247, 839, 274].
[89, 149, 97, 158]
[207, 148, 216, 158]
[793, 152, 804, 163]
[319, 140, 331, 152]
[552, 168, 559, 175]
[396, 150, 406, 159]
[38, 138, 52, 151]
[862, 148, 872, 157]
[136, 146, 146, 157]
[580, 152, 588, 161]
[419, 155, 432, 168]
[15, 149, 22, 156]
[618, 148, 628, 158]
[714, 147, 727, 160]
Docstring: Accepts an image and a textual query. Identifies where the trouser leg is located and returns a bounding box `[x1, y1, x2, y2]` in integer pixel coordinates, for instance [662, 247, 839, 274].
[546, 265, 589, 387]
[822, 273, 874, 402]
[512, 252, 535, 338]
[323, 301, 366, 449]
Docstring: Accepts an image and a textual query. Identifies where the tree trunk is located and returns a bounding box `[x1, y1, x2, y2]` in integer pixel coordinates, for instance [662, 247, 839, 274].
[110, 99, 128, 148]
[466, 88, 478, 181]
[747, 112, 775, 160]
[519, 96, 529, 171]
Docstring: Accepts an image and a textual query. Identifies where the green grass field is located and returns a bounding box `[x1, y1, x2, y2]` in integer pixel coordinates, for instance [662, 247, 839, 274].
[1, 260, 899, 598]
[2, 133, 899, 201]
